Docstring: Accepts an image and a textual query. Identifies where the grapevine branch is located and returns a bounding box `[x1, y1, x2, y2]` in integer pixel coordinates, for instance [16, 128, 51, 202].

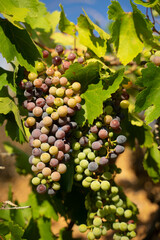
[34, 41, 53, 53]
[0, 201, 31, 210]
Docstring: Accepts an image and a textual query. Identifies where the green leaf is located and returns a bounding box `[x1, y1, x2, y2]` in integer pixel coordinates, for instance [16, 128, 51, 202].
[63, 62, 100, 93]
[59, 4, 76, 36]
[108, 1, 124, 20]
[3, 142, 32, 175]
[0, 67, 16, 92]
[143, 143, 160, 183]
[135, 63, 160, 123]
[61, 162, 74, 192]
[23, 218, 40, 240]
[0, 97, 24, 134]
[26, 193, 58, 221]
[77, 14, 108, 57]
[134, 0, 159, 7]
[0, 19, 40, 72]
[9, 221, 24, 240]
[37, 217, 55, 240]
[0, 222, 10, 235]
[47, 11, 60, 33]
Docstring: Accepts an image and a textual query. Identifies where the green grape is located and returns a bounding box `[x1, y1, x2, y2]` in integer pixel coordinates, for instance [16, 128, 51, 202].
[104, 105, 113, 114]
[35, 62, 44, 72]
[75, 165, 84, 173]
[41, 179, 47, 184]
[95, 156, 100, 164]
[83, 148, 92, 155]
[41, 143, 50, 152]
[72, 142, 81, 151]
[111, 186, 119, 194]
[102, 171, 112, 180]
[74, 173, 83, 181]
[85, 176, 93, 182]
[129, 231, 136, 238]
[116, 207, 124, 216]
[40, 153, 51, 163]
[93, 217, 102, 227]
[112, 222, 120, 230]
[75, 130, 82, 138]
[80, 159, 89, 168]
[109, 205, 116, 213]
[93, 227, 102, 238]
[155, 50, 160, 56]
[74, 158, 80, 164]
[32, 157, 40, 165]
[28, 72, 38, 81]
[96, 121, 102, 128]
[32, 177, 40, 185]
[101, 180, 110, 191]
[111, 194, 119, 202]
[121, 237, 129, 240]
[104, 205, 110, 215]
[89, 212, 96, 219]
[96, 200, 103, 208]
[88, 133, 97, 142]
[91, 180, 101, 191]
[79, 224, 87, 233]
[52, 182, 61, 190]
[87, 231, 95, 240]
[46, 107, 54, 114]
[109, 132, 113, 138]
[115, 199, 123, 207]
[84, 168, 92, 176]
[82, 179, 91, 188]
[128, 223, 136, 231]
[101, 226, 107, 236]
[113, 233, 121, 240]
[97, 209, 105, 218]
[78, 152, 86, 160]
[87, 152, 95, 161]
[124, 209, 132, 218]
[120, 222, 128, 231]
[37, 173, 43, 179]
[120, 100, 129, 109]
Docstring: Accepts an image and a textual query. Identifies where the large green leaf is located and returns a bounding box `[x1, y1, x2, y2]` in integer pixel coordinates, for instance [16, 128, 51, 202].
[143, 143, 160, 183]
[77, 14, 109, 57]
[0, 67, 16, 92]
[135, 63, 160, 124]
[3, 142, 32, 175]
[134, 0, 159, 7]
[9, 221, 24, 240]
[37, 217, 56, 240]
[0, 19, 40, 72]
[0, 97, 24, 134]
[59, 4, 76, 36]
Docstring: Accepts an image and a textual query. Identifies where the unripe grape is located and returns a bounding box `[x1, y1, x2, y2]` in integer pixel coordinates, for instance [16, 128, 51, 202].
[104, 115, 113, 124]
[46, 68, 54, 76]
[54, 98, 64, 106]
[52, 76, 60, 85]
[51, 49, 58, 57]
[74, 95, 81, 103]
[49, 146, 58, 155]
[41, 143, 50, 152]
[57, 106, 68, 117]
[51, 171, 61, 181]
[40, 153, 51, 163]
[101, 180, 110, 191]
[57, 163, 67, 174]
[41, 126, 50, 135]
[60, 77, 68, 86]
[79, 224, 87, 233]
[56, 88, 65, 97]
[46, 107, 54, 114]
[68, 98, 77, 108]
[35, 62, 44, 72]
[52, 182, 61, 190]
[42, 116, 53, 127]
[32, 139, 41, 148]
[42, 167, 51, 176]
[72, 82, 81, 91]
[65, 89, 73, 97]
[43, 50, 49, 58]
[28, 72, 38, 81]
[26, 117, 36, 126]
[120, 100, 129, 109]
[32, 177, 40, 185]
[93, 217, 102, 227]
[91, 180, 101, 191]
[49, 86, 57, 96]
[33, 106, 43, 117]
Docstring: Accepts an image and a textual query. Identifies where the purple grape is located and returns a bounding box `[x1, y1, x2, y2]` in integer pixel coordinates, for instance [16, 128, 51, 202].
[77, 57, 84, 64]
[52, 56, 62, 66]
[115, 145, 125, 154]
[74, 103, 81, 111]
[32, 148, 42, 157]
[36, 184, 47, 194]
[54, 140, 65, 151]
[40, 83, 48, 92]
[64, 144, 70, 153]
[55, 130, 65, 139]
[43, 50, 49, 58]
[99, 157, 109, 166]
[56, 151, 64, 161]
[55, 45, 64, 54]
[25, 81, 33, 90]
[90, 125, 99, 134]
[48, 136, 56, 145]
[61, 124, 71, 133]
[32, 129, 41, 139]
[67, 52, 76, 61]
[36, 98, 45, 107]
[58, 117, 68, 126]
[64, 153, 70, 162]
[116, 135, 127, 145]
[29, 155, 34, 164]
[39, 120, 44, 128]
[34, 88, 43, 97]
[98, 140, 103, 145]
[39, 134, 48, 143]
[70, 122, 77, 129]
[24, 90, 33, 99]
[109, 152, 118, 159]
[92, 141, 102, 150]
[50, 124, 58, 134]
[50, 158, 59, 167]
[48, 188, 56, 195]
[79, 137, 89, 146]
[45, 77, 52, 86]
[67, 107, 75, 116]
[88, 162, 98, 172]
[42, 112, 48, 119]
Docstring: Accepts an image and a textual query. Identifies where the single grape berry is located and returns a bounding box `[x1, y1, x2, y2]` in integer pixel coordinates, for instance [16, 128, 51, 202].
[43, 50, 49, 58]
[52, 56, 62, 66]
[55, 45, 64, 54]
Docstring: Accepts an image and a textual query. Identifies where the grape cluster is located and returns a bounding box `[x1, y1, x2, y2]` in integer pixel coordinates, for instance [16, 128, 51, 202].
[22, 45, 82, 195]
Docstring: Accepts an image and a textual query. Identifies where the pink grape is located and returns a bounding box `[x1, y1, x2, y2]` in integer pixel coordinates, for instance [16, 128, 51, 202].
[43, 50, 49, 58]
[39, 134, 48, 143]
[37, 162, 45, 170]
[32, 129, 41, 139]
[27, 102, 35, 111]
[62, 61, 70, 70]
[98, 129, 108, 139]
[36, 98, 45, 107]
[50, 158, 59, 167]
[55, 130, 65, 139]
[46, 95, 55, 106]
[54, 140, 65, 151]
[51, 171, 61, 181]
[48, 136, 56, 145]
[40, 83, 48, 92]
[36, 184, 47, 194]
[33, 106, 43, 117]
[56, 151, 64, 161]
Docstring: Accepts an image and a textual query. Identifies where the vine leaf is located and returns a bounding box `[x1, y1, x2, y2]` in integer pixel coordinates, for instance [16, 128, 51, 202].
[59, 4, 76, 36]
[77, 12, 109, 57]
[8, 221, 24, 240]
[143, 143, 160, 183]
[0, 68, 16, 93]
[134, 0, 159, 7]
[135, 63, 160, 124]
[108, 1, 157, 65]
[0, 19, 41, 72]
[37, 217, 56, 240]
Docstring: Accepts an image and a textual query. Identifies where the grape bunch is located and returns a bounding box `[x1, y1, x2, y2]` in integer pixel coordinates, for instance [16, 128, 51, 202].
[22, 45, 82, 195]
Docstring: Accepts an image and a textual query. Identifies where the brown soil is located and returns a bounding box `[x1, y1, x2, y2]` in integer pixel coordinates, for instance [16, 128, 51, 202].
[0, 125, 160, 240]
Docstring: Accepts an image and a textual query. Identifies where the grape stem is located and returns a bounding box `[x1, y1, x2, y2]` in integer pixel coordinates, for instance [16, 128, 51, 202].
[67, 220, 75, 231]
[34, 41, 53, 53]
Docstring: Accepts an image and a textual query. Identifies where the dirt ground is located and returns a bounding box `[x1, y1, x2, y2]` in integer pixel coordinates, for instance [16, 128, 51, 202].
[0, 125, 160, 240]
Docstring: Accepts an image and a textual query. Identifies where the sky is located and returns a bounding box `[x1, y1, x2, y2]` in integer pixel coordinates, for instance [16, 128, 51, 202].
[41, 0, 145, 29]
